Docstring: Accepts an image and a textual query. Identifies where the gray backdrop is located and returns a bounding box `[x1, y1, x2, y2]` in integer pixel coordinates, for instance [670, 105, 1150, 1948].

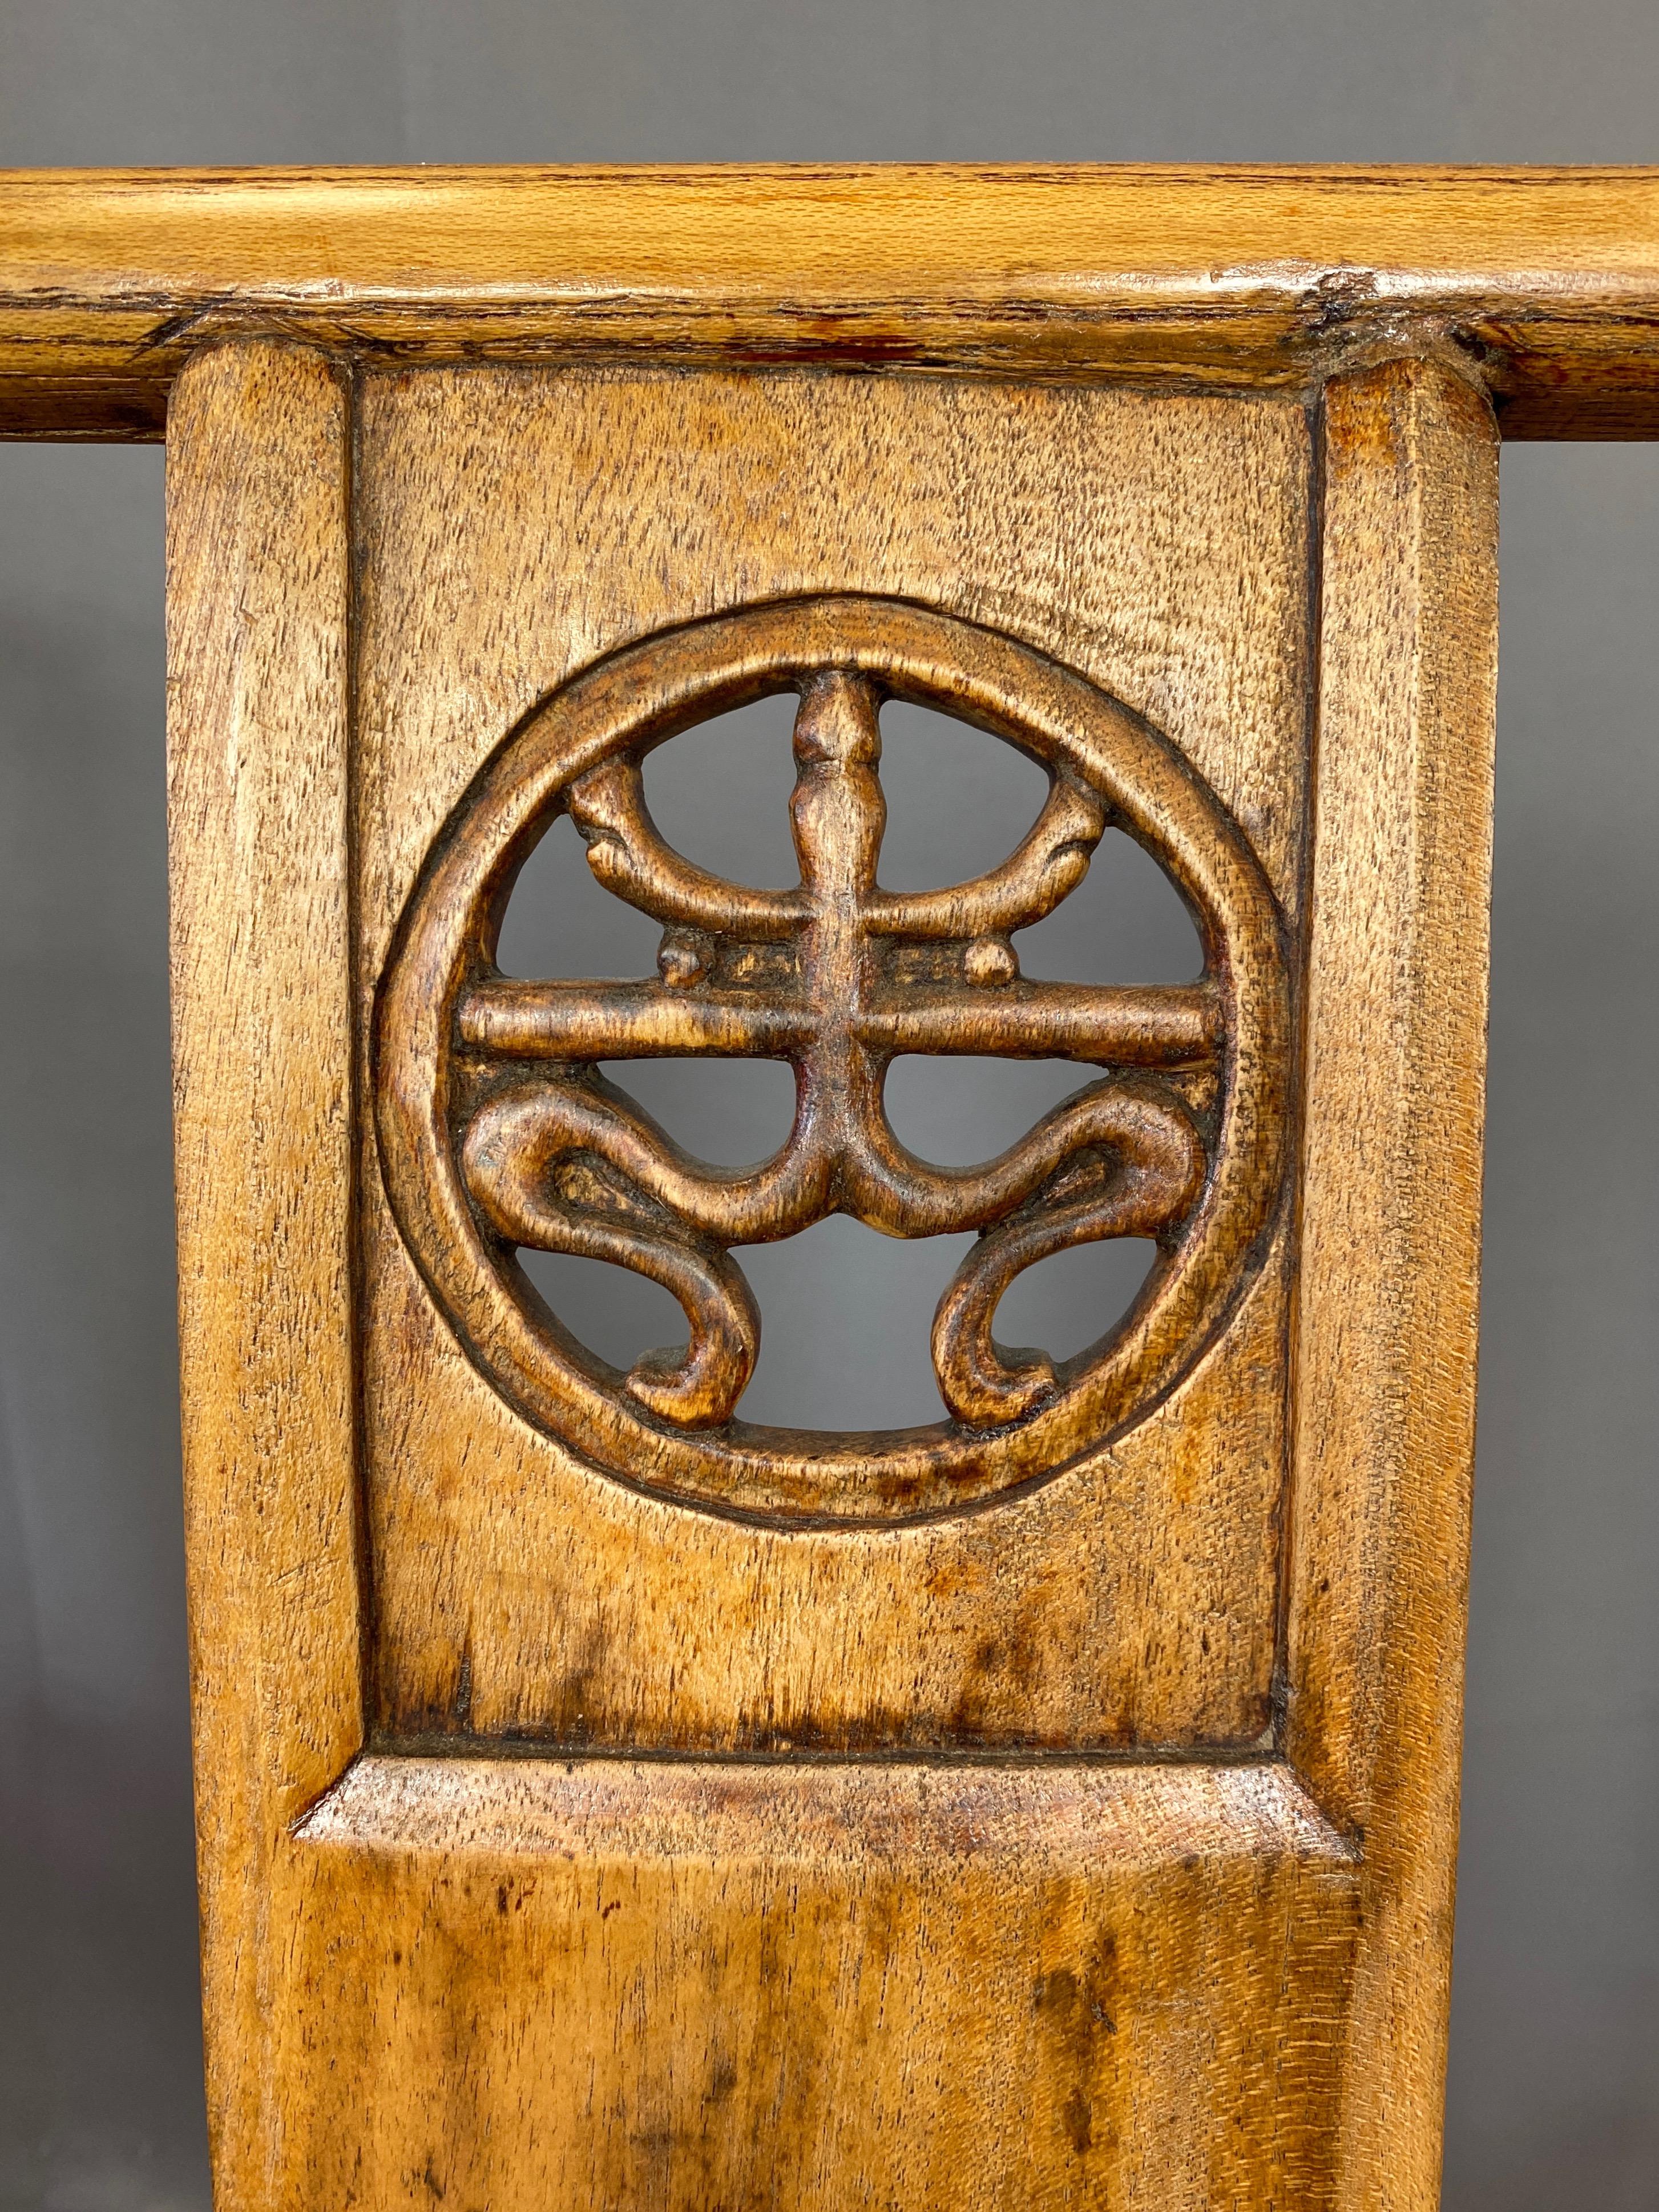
[2, 4, 1657, 2206]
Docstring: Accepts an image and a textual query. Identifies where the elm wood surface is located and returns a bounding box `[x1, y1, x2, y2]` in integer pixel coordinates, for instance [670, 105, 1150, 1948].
[162, 329, 1496, 2207]
[354, 362, 1309, 1750]
[166, 344, 362, 2202]
[1287, 358, 1498, 2210]
[282, 1756, 1361, 2211]
[5, 164, 1659, 437]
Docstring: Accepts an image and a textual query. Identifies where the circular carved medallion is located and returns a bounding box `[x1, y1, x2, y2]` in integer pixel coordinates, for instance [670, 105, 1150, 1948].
[375, 598, 1289, 1524]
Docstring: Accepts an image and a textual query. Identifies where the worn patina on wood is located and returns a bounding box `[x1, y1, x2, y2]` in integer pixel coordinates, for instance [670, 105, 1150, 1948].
[349, 361, 1310, 1764]
[163, 325, 1495, 2209]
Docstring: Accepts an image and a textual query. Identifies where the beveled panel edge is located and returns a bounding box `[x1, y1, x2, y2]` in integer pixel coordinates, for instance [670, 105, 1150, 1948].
[294, 1750, 1360, 1867]
[6, 164, 1659, 437]
[274, 1742, 1362, 2205]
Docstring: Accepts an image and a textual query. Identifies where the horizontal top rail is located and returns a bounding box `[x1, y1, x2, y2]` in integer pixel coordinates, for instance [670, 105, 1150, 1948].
[4, 164, 1659, 438]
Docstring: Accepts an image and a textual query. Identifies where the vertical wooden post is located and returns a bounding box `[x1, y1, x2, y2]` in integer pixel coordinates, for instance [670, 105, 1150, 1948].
[167, 342, 362, 2199]
[1287, 356, 1500, 2209]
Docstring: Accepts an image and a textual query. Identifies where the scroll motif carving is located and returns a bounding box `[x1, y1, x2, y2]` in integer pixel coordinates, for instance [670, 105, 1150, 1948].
[376, 598, 1290, 1523]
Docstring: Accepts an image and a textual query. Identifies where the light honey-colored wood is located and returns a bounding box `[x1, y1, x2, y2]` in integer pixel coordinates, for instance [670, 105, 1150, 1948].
[150, 200, 1504, 2211]
[1288, 356, 1499, 2209]
[280, 1757, 1359, 2210]
[353, 364, 1310, 1753]
[7, 164, 1659, 437]
[166, 342, 362, 2199]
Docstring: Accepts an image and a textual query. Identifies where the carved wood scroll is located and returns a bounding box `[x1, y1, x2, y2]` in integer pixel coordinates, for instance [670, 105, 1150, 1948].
[376, 594, 1289, 1521]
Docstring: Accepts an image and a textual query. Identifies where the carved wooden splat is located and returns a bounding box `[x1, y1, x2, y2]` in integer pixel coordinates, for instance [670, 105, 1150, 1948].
[377, 595, 1289, 1518]
[162, 317, 1498, 2212]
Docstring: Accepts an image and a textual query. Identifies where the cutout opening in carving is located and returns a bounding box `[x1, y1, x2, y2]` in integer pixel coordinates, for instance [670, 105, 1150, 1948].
[992, 1237, 1159, 1364]
[495, 812, 661, 980]
[639, 693, 801, 889]
[1016, 826, 1205, 983]
[736, 1216, 976, 1431]
[518, 1245, 690, 1379]
[600, 1056, 798, 1172]
[875, 698, 1051, 890]
[882, 1056, 1103, 1169]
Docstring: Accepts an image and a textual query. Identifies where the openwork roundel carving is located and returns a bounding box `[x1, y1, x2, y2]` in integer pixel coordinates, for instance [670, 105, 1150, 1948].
[376, 598, 1289, 1524]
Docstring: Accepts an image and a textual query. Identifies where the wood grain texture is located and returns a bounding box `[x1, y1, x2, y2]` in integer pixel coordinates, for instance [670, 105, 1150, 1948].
[160, 338, 1501, 2209]
[1286, 358, 1499, 2210]
[7, 164, 1659, 437]
[269, 1754, 1359, 2211]
[166, 343, 362, 2202]
[353, 365, 1310, 1751]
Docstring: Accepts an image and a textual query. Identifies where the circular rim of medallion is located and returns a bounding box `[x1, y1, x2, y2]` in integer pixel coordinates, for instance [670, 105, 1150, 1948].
[374, 595, 1290, 1526]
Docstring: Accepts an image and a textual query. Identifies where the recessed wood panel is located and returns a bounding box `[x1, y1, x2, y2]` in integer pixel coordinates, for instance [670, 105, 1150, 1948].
[351, 366, 1313, 1750]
